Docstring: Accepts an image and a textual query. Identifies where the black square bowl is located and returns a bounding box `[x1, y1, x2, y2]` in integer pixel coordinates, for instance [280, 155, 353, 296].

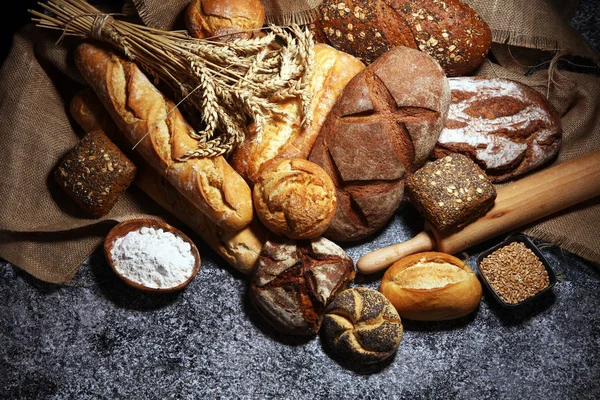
[476, 234, 557, 308]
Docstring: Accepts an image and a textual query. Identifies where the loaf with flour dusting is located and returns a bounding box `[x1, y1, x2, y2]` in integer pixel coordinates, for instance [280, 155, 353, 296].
[433, 77, 562, 182]
[74, 42, 253, 231]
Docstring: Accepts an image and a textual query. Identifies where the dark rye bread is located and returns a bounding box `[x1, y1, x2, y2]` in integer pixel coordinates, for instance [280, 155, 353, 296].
[316, 0, 492, 76]
[308, 46, 450, 242]
[249, 236, 356, 336]
[321, 287, 403, 365]
[433, 77, 563, 182]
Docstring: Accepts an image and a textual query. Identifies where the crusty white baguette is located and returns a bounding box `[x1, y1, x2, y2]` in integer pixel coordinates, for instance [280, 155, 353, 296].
[70, 88, 265, 275]
[73, 42, 253, 231]
[229, 43, 365, 185]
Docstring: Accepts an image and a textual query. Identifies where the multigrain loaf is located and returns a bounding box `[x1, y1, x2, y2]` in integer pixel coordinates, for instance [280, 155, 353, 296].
[316, 0, 492, 76]
[252, 158, 337, 239]
[70, 89, 265, 276]
[74, 42, 253, 231]
[249, 236, 356, 335]
[433, 77, 563, 182]
[185, 0, 265, 40]
[380, 252, 482, 321]
[308, 46, 450, 242]
[228, 43, 365, 185]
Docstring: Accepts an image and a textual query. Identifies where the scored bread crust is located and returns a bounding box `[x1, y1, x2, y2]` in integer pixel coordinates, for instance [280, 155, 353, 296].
[228, 43, 365, 185]
[185, 0, 265, 40]
[379, 252, 482, 321]
[74, 42, 253, 231]
[69, 88, 265, 275]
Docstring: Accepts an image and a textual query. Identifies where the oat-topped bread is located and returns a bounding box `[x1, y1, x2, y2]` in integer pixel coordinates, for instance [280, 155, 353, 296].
[309, 46, 450, 242]
[321, 287, 403, 365]
[316, 0, 492, 76]
[433, 77, 563, 182]
[54, 130, 136, 218]
[405, 153, 496, 232]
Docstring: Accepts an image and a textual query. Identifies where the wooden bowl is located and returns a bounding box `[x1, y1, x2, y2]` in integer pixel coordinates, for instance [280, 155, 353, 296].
[104, 218, 201, 293]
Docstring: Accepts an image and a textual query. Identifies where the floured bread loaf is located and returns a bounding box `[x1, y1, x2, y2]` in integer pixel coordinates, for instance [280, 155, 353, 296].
[433, 77, 562, 182]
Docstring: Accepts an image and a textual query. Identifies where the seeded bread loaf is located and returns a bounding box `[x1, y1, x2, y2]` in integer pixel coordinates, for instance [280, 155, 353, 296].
[380, 252, 482, 321]
[321, 287, 403, 365]
[74, 42, 253, 231]
[316, 0, 492, 76]
[228, 43, 365, 185]
[308, 46, 450, 242]
[405, 153, 496, 232]
[249, 236, 356, 335]
[54, 130, 136, 218]
[433, 77, 563, 182]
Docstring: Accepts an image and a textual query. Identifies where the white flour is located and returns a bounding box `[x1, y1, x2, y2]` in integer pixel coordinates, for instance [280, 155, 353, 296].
[110, 226, 196, 289]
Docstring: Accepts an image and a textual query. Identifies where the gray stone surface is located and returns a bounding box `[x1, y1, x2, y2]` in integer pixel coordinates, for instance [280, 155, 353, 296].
[2, 2, 600, 399]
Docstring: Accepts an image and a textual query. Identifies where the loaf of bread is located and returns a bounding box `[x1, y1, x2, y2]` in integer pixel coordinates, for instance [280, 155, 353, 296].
[316, 0, 492, 76]
[185, 0, 265, 40]
[228, 43, 365, 185]
[54, 130, 136, 218]
[405, 153, 497, 232]
[308, 46, 450, 242]
[253, 158, 337, 240]
[74, 42, 253, 231]
[433, 77, 563, 182]
[379, 252, 482, 321]
[249, 236, 356, 335]
[70, 88, 265, 275]
[321, 287, 403, 365]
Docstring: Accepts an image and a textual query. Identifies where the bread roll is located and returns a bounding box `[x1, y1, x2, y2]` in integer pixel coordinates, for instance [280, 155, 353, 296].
[308, 46, 450, 242]
[249, 236, 356, 335]
[228, 43, 365, 185]
[316, 0, 492, 76]
[433, 77, 563, 182]
[185, 0, 265, 40]
[253, 158, 337, 239]
[379, 252, 482, 321]
[69, 89, 265, 276]
[73, 42, 253, 231]
[321, 287, 403, 365]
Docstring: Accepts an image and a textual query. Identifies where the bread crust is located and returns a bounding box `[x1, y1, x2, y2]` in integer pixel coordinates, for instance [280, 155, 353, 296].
[185, 0, 265, 40]
[74, 42, 253, 231]
[379, 252, 482, 321]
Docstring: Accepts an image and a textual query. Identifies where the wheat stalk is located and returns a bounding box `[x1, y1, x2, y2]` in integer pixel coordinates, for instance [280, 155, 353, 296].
[29, 0, 315, 158]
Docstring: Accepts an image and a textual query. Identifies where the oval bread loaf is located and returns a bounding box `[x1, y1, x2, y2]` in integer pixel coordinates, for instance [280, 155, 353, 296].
[308, 46, 450, 242]
[379, 252, 482, 321]
[433, 77, 562, 182]
[185, 0, 265, 40]
[74, 42, 254, 231]
[317, 0, 492, 76]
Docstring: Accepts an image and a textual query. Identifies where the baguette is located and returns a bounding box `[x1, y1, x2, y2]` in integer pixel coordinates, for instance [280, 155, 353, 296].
[70, 88, 265, 275]
[73, 42, 253, 231]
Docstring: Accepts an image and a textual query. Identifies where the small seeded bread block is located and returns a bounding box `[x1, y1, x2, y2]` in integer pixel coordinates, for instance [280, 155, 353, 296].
[321, 287, 403, 365]
[380, 252, 482, 321]
[54, 130, 136, 217]
[405, 153, 496, 232]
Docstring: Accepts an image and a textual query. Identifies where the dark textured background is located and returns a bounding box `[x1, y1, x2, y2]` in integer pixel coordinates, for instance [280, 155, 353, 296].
[1, 1, 600, 399]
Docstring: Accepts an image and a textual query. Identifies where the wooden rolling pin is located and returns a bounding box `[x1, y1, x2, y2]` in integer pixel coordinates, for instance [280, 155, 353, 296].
[356, 151, 600, 274]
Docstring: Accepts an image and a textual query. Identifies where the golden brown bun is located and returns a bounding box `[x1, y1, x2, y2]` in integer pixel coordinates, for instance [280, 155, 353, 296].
[253, 158, 337, 239]
[185, 0, 265, 40]
[73, 42, 253, 231]
[379, 252, 482, 321]
[228, 43, 365, 185]
[69, 89, 266, 276]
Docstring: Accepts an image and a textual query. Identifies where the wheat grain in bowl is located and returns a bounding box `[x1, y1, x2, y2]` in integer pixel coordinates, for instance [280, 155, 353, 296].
[104, 218, 201, 293]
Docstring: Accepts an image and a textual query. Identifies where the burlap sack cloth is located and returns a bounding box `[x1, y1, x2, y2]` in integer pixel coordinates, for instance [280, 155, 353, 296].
[1, 0, 598, 284]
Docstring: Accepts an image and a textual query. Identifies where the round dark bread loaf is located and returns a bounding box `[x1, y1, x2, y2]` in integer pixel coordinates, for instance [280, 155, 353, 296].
[433, 77, 563, 182]
[316, 0, 492, 76]
[321, 287, 403, 365]
[249, 236, 356, 335]
[308, 46, 451, 242]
